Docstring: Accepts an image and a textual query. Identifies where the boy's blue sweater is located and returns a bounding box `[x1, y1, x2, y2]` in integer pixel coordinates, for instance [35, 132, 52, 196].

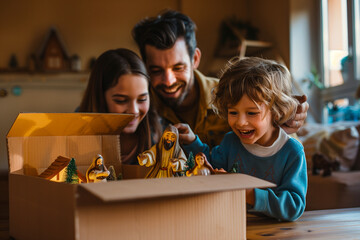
[183, 131, 308, 221]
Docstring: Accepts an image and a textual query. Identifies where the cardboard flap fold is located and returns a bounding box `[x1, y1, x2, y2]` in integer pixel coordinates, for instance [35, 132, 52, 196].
[79, 173, 275, 202]
[7, 113, 134, 137]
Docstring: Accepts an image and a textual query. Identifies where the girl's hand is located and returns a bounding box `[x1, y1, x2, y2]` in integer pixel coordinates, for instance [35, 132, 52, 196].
[174, 123, 196, 145]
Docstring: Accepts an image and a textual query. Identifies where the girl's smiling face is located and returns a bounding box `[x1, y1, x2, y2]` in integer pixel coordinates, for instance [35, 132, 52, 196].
[227, 94, 277, 146]
[105, 73, 149, 134]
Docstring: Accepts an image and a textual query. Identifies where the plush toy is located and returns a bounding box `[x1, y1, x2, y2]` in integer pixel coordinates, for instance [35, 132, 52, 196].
[312, 153, 340, 177]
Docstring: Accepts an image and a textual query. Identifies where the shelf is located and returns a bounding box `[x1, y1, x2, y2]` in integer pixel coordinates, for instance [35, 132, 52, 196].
[216, 40, 273, 58]
[242, 40, 273, 48]
[0, 72, 90, 89]
[209, 20, 286, 77]
[215, 20, 274, 59]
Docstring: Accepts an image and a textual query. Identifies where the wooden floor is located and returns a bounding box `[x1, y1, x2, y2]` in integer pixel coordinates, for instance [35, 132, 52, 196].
[0, 174, 9, 240]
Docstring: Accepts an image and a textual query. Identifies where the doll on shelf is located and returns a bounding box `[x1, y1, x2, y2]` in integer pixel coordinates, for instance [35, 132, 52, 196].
[86, 154, 110, 183]
[137, 124, 187, 178]
[186, 152, 215, 176]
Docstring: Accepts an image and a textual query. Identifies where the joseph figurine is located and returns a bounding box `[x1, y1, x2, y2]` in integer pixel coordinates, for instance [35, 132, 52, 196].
[138, 125, 187, 178]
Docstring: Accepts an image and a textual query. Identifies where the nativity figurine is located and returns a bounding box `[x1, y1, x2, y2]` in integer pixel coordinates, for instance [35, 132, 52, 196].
[137, 124, 187, 178]
[86, 154, 110, 183]
[186, 152, 215, 176]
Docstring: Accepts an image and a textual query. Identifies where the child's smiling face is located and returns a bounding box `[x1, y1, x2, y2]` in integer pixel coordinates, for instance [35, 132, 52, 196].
[227, 94, 277, 147]
[105, 73, 149, 134]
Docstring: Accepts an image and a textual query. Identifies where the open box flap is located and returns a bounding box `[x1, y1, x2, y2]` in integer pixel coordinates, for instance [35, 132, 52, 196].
[79, 173, 276, 202]
[7, 113, 134, 137]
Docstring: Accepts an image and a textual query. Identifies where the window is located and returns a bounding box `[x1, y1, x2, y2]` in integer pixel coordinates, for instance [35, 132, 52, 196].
[322, 0, 349, 87]
[321, 0, 360, 123]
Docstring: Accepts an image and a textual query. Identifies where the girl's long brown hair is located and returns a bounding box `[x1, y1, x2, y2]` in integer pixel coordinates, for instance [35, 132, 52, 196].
[78, 48, 161, 160]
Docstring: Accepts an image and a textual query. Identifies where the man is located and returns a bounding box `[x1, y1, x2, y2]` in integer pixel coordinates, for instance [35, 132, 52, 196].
[138, 125, 187, 178]
[132, 10, 308, 148]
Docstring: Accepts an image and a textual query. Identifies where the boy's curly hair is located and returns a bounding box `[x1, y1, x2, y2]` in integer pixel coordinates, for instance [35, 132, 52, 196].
[212, 57, 298, 126]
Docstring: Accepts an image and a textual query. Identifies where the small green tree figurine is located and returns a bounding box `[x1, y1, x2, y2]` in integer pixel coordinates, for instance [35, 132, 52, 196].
[229, 162, 239, 173]
[185, 152, 195, 172]
[65, 158, 79, 184]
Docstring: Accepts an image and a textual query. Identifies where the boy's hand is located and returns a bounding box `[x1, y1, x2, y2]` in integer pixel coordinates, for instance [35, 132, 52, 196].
[246, 189, 255, 206]
[214, 168, 227, 174]
[282, 95, 309, 134]
[174, 123, 196, 145]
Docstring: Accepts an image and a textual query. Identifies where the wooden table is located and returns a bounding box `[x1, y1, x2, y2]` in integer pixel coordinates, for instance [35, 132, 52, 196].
[247, 207, 360, 239]
[1, 173, 359, 240]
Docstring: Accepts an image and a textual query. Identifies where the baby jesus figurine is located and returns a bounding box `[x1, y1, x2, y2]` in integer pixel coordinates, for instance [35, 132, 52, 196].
[138, 125, 187, 178]
[186, 152, 215, 176]
[86, 154, 110, 183]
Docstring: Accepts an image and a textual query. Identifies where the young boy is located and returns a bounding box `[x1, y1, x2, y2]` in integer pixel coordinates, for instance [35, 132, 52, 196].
[176, 57, 307, 221]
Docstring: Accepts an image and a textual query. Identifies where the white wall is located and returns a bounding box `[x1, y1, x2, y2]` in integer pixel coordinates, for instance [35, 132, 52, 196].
[249, 0, 290, 67]
[290, 0, 322, 122]
[0, 0, 179, 71]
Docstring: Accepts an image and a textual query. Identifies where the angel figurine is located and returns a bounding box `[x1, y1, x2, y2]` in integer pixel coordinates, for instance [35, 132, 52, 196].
[137, 125, 187, 178]
[86, 154, 110, 183]
[186, 152, 215, 176]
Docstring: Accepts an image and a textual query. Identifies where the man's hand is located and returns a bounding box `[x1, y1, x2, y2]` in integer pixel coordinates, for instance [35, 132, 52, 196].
[282, 95, 309, 134]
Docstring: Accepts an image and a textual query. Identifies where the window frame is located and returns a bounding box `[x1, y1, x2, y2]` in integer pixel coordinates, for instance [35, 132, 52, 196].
[320, 0, 359, 122]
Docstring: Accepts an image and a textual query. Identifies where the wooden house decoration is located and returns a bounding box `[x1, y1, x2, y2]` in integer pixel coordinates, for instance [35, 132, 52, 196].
[39, 156, 86, 183]
[38, 27, 70, 72]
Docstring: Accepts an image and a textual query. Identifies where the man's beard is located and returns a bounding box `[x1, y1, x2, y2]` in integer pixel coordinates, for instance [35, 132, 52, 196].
[163, 139, 175, 150]
[156, 81, 189, 108]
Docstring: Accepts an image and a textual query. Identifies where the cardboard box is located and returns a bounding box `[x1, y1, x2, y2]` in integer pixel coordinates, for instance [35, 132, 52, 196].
[7, 113, 275, 240]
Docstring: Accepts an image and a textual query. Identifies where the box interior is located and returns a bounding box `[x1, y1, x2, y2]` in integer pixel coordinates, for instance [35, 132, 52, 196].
[7, 113, 134, 177]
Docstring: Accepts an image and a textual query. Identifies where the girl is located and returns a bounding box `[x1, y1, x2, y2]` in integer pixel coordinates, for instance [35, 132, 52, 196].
[78, 48, 161, 164]
[177, 57, 307, 221]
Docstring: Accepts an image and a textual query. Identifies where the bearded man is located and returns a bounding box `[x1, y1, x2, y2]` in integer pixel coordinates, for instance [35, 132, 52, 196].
[138, 125, 187, 178]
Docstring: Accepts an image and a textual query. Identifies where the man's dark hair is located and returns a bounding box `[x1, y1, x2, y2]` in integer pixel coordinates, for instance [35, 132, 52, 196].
[132, 9, 197, 62]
